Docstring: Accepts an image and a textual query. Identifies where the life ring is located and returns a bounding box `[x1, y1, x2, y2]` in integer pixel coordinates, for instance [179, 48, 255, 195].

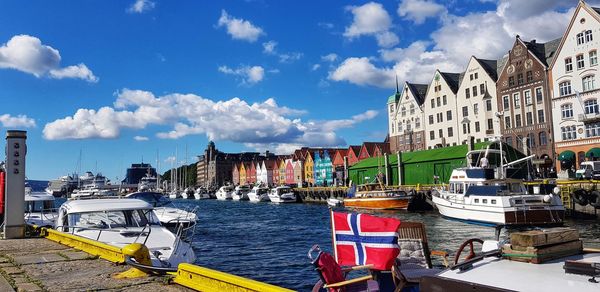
[570, 189, 589, 206]
[589, 190, 600, 208]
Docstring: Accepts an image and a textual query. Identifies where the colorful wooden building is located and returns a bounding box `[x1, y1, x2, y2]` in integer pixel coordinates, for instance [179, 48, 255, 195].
[313, 150, 334, 186]
[248, 162, 256, 184]
[332, 149, 348, 185]
[285, 159, 295, 185]
[232, 163, 240, 185]
[239, 162, 247, 185]
[279, 159, 287, 185]
[347, 145, 361, 166]
[293, 160, 304, 187]
[304, 151, 314, 186]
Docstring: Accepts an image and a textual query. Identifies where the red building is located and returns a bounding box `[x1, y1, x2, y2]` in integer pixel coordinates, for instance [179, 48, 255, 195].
[347, 145, 361, 166]
[232, 164, 240, 185]
[248, 162, 257, 184]
[285, 159, 295, 185]
[358, 142, 390, 160]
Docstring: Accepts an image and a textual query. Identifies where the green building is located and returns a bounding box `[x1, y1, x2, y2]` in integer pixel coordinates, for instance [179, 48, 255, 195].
[348, 142, 526, 186]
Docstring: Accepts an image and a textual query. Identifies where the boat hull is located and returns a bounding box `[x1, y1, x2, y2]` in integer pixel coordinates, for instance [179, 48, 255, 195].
[432, 196, 564, 226]
[344, 197, 410, 210]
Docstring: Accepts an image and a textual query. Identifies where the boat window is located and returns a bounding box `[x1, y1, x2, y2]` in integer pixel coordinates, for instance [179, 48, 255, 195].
[67, 209, 159, 230]
[24, 200, 53, 212]
[465, 185, 505, 196]
[491, 199, 497, 204]
[474, 198, 479, 203]
[482, 199, 488, 204]
[514, 199, 523, 204]
[449, 183, 455, 193]
[456, 183, 464, 194]
[510, 183, 522, 193]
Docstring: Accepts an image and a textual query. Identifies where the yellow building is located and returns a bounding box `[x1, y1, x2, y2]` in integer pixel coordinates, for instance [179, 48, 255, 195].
[239, 163, 247, 185]
[279, 159, 286, 184]
[304, 152, 314, 185]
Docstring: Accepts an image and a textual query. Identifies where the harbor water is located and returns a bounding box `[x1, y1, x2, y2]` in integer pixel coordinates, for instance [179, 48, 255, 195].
[165, 199, 600, 291]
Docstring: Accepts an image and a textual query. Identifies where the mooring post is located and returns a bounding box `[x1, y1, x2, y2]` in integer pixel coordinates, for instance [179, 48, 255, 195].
[397, 151, 403, 186]
[384, 153, 390, 186]
[4, 130, 27, 239]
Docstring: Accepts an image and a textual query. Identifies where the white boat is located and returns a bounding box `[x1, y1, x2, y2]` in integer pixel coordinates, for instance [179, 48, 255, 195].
[268, 186, 296, 203]
[326, 198, 343, 207]
[180, 187, 192, 199]
[247, 185, 270, 202]
[168, 190, 181, 199]
[24, 186, 58, 227]
[125, 192, 198, 227]
[231, 185, 251, 201]
[70, 188, 115, 199]
[432, 144, 565, 226]
[138, 173, 158, 192]
[215, 185, 234, 200]
[193, 187, 211, 200]
[55, 198, 195, 268]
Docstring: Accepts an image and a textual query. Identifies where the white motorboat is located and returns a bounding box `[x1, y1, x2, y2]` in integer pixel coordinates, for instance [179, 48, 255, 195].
[168, 190, 181, 199]
[55, 198, 195, 268]
[215, 185, 234, 200]
[125, 192, 198, 227]
[138, 173, 158, 191]
[231, 185, 251, 201]
[432, 144, 565, 226]
[268, 186, 296, 203]
[247, 185, 270, 202]
[70, 188, 115, 199]
[326, 198, 343, 207]
[193, 187, 211, 200]
[24, 186, 58, 227]
[180, 187, 192, 199]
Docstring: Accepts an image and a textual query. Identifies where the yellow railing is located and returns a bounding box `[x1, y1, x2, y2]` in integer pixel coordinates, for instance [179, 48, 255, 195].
[41, 227, 125, 263]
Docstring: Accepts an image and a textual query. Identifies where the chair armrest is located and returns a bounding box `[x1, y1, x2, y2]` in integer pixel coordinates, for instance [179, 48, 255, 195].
[323, 275, 373, 288]
[431, 250, 449, 267]
[341, 264, 374, 272]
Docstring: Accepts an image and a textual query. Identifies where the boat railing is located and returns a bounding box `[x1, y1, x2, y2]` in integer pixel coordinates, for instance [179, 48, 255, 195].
[55, 224, 153, 245]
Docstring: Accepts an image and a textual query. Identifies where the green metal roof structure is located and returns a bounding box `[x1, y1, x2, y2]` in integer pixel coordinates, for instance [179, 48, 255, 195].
[558, 150, 576, 161]
[586, 148, 600, 159]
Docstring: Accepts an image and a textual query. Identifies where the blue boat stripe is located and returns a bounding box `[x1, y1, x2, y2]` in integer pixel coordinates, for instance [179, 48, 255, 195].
[350, 214, 365, 265]
[335, 234, 399, 244]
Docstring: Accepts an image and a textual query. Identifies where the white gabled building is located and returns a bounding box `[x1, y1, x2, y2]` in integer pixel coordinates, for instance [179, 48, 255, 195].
[550, 0, 600, 170]
[423, 70, 463, 149]
[387, 81, 428, 153]
[455, 56, 501, 144]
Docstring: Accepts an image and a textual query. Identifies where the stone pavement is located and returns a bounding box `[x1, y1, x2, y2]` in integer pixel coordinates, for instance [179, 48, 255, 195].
[0, 238, 192, 291]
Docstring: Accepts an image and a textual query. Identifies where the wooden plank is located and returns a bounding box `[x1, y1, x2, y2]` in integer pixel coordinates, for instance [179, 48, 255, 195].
[502, 240, 583, 264]
[510, 228, 579, 248]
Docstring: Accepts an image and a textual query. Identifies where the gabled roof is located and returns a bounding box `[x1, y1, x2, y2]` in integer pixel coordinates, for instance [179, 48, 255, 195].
[348, 145, 361, 157]
[361, 142, 388, 157]
[405, 82, 429, 106]
[335, 149, 348, 158]
[523, 37, 561, 67]
[475, 58, 499, 81]
[439, 72, 463, 94]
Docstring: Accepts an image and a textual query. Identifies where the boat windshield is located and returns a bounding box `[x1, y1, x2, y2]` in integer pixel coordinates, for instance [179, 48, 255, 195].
[128, 192, 170, 207]
[465, 183, 524, 196]
[257, 188, 269, 195]
[277, 188, 290, 195]
[24, 200, 54, 213]
[67, 209, 160, 229]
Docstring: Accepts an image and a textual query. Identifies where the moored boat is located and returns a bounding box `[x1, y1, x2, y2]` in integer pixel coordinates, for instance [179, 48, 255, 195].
[24, 185, 58, 227]
[343, 184, 414, 210]
[193, 187, 211, 200]
[247, 185, 270, 202]
[215, 185, 234, 200]
[125, 191, 198, 227]
[268, 186, 296, 203]
[231, 185, 251, 201]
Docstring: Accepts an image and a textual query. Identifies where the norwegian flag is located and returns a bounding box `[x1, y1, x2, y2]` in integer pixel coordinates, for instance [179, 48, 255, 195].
[332, 211, 401, 270]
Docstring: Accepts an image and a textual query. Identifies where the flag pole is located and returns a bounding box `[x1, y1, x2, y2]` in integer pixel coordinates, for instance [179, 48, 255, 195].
[329, 207, 337, 262]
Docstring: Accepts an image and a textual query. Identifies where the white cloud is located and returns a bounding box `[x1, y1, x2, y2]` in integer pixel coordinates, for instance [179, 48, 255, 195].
[311, 64, 321, 71]
[0, 34, 97, 82]
[344, 2, 399, 48]
[262, 41, 277, 54]
[0, 114, 36, 128]
[218, 65, 265, 85]
[321, 53, 338, 62]
[164, 156, 176, 164]
[134, 136, 149, 141]
[330, 1, 578, 88]
[397, 0, 447, 24]
[127, 0, 155, 13]
[278, 52, 303, 63]
[217, 10, 264, 42]
[43, 89, 378, 150]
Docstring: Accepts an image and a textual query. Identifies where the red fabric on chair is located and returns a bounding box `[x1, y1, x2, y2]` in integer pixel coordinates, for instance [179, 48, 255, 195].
[316, 252, 346, 288]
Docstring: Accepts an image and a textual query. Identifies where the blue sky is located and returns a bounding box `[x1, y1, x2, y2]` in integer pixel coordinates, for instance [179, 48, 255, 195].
[0, 0, 585, 180]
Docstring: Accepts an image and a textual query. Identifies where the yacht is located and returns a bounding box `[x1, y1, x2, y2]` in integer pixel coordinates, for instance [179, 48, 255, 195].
[137, 173, 158, 192]
[180, 187, 193, 199]
[268, 186, 297, 203]
[126, 191, 198, 227]
[432, 144, 565, 226]
[168, 190, 181, 199]
[215, 185, 234, 200]
[24, 185, 58, 227]
[55, 198, 195, 268]
[70, 188, 115, 199]
[247, 185, 270, 202]
[231, 185, 251, 201]
[193, 187, 211, 200]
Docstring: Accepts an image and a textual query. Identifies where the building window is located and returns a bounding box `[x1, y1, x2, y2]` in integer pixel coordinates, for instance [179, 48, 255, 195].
[389, 104, 394, 113]
[447, 110, 452, 121]
[443, 95, 447, 105]
[506, 136, 513, 146]
[526, 71, 533, 82]
[559, 81, 572, 96]
[410, 104, 415, 114]
[431, 99, 435, 108]
[391, 123, 395, 133]
[585, 30, 593, 42]
[475, 121, 480, 132]
[535, 87, 543, 103]
[398, 122, 403, 132]
[561, 103, 574, 119]
[415, 118, 421, 129]
[401, 107, 406, 117]
[577, 32, 585, 45]
[586, 122, 600, 137]
[509, 76, 515, 86]
[565, 58, 573, 72]
[583, 75, 596, 92]
[448, 127, 453, 137]
[473, 86, 478, 96]
[436, 113, 443, 123]
[475, 73, 478, 79]
[430, 131, 435, 140]
[526, 112, 533, 125]
[524, 90, 532, 105]
[466, 88, 470, 99]
[517, 73, 524, 85]
[486, 99, 492, 111]
[538, 109, 545, 123]
[577, 54, 585, 70]
[462, 106, 468, 117]
[487, 118, 493, 130]
[527, 133, 536, 148]
[584, 99, 599, 114]
[561, 126, 577, 140]
[429, 115, 434, 125]
[515, 114, 522, 127]
[407, 122, 412, 131]
[463, 123, 470, 134]
[516, 135, 523, 149]
[503, 95, 510, 111]
[514, 93, 521, 109]
[470, 74, 473, 81]
[474, 103, 479, 115]
[480, 84, 485, 95]
[504, 116, 511, 129]
[436, 97, 441, 107]
[539, 132, 547, 145]
[439, 129, 443, 138]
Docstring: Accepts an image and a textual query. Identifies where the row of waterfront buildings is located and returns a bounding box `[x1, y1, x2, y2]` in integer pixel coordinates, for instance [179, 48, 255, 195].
[196, 141, 389, 188]
[388, 1, 600, 175]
